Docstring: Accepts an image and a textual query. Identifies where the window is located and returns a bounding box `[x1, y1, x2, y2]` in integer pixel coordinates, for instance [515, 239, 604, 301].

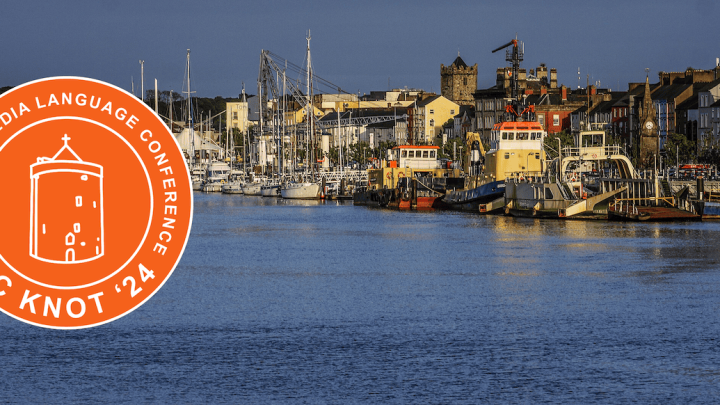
[545, 187, 554, 200]
[429, 109, 434, 114]
[233, 112, 238, 120]
[463, 78, 467, 86]
[538, 115, 545, 127]
[429, 119, 435, 126]
[401, 150, 407, 158]
[502, 132, 508, 140]
[422, 151, 428, 158]
[450, 109, 455, 115]
[408, 150, 414, 158]
[504, 153, 510, 159]
[553, 114, 560, 126]
[430, 151, 436, 158]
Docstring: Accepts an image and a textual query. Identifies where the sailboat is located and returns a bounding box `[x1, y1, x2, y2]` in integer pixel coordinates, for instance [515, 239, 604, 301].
[180, 49, 205, 191]
[280, 31, 321, 200]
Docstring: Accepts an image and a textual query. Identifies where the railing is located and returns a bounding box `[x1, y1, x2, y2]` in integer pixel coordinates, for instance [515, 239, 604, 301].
[613, 200, 639, 216]
[614, 196, 675, 207]
[561, 145, 623, 157]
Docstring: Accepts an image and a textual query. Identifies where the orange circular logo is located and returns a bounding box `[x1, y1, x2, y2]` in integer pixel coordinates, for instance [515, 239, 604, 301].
[0, 77, 193, 329]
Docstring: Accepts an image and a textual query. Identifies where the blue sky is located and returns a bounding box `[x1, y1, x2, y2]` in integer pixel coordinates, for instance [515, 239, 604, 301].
[2, 0, 718, 98]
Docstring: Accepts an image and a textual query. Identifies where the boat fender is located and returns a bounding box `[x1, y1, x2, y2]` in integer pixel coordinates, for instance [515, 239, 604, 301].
[221, 180, 225, 184]
[402, 191, 410, 201]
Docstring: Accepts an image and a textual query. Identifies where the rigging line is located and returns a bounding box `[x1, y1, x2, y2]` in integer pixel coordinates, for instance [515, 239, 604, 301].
[266, 50, 351, 95]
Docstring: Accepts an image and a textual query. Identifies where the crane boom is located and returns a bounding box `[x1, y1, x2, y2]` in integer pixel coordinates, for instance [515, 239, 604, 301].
[491, 39, 517, 53]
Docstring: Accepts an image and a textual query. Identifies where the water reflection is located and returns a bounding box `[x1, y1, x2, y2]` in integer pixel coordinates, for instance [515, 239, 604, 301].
[3, 192, 716, 402]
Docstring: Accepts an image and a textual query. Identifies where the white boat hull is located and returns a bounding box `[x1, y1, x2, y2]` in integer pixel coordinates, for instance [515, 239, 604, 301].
[244, 183, 262, 196]
[281, 183, 320, 199]
[261, 185, 281, 197]
[221, 182, 243, 194]
[202, 182, 223, 192]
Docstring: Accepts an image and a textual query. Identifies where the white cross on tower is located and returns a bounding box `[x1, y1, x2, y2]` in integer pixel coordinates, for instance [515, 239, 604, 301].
[62, 134, 71, 145]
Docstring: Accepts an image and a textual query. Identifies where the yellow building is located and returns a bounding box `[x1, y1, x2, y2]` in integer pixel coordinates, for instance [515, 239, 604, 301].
[414, 95, 459, 144]
[226, 92, 250, 133]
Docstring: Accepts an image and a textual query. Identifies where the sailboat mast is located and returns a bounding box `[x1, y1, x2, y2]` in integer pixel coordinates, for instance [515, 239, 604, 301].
[306, 31, 313, 172]
[282, 65, 287, 176]
[185, 49, 194, 168]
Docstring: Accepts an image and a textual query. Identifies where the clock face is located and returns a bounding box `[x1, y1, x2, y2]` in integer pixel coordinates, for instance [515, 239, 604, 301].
[645, 121, 654, 130]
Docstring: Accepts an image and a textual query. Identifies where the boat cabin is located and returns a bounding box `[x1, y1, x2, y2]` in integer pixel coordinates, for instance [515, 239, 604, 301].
[483, 121, 547, 182]
[388, 145, 441, 170]
[489, 121, 545, 151]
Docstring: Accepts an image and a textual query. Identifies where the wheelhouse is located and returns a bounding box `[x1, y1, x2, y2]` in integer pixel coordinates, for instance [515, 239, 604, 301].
[489, 121, 545, 151]
[389, 145, 441, 170]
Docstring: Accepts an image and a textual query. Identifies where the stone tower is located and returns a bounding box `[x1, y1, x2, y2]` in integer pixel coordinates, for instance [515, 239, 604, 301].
[441, 54, 477, 106]
[638, 75, 658, 169]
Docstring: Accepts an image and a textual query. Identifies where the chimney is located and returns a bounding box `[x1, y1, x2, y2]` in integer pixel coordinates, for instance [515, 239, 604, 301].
[590, 85, 597, 96]
[561, 85, 567, 101]
[540, 86, 547, 95]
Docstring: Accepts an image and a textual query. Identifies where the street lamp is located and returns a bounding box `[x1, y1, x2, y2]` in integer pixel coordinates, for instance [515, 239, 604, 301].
[139, 60, 144, 101]
[555, 136, 562, 181]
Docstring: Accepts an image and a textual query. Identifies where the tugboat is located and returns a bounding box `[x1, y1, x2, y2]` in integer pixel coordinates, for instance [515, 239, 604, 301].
[442, 38, 546, 214]
[353, 145, 463, 210]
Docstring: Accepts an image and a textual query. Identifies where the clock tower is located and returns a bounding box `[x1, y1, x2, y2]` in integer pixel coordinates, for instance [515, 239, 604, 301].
[638, 74, 658, 169]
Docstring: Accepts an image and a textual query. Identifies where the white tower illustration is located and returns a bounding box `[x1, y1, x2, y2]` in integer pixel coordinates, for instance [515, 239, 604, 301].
[30, 135, 105, 264]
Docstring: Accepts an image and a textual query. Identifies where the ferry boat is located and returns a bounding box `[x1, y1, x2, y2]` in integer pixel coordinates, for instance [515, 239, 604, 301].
[353, 145, 463, 210]
[504, 128, 636, 219]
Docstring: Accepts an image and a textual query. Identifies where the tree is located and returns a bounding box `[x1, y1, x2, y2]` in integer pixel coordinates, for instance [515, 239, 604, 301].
[374, 140, 397, 159]
[543, 129, 574, 159]
[348, 141, 371, 164]
[664, 133, 696, 166]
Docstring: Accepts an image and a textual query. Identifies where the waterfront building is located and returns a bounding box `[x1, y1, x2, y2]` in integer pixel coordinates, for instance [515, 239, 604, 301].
[412, 95, 459, 145]
[711, 99, 720, 143]
[570, 90, 625, 134]
[675, 95, 699, 142]
[473, 86, 506, 143]
[225, 89, 261, 134]
[531, 86, 584, 135]
[697, 78, 720, 146]
[450, 105, 475, 142]
[319, 109, 407, 148]
[651, 82, 695, 149]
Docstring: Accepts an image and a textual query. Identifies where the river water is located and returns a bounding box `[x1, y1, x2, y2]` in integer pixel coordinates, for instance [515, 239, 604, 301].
[1, 192, 720, 403]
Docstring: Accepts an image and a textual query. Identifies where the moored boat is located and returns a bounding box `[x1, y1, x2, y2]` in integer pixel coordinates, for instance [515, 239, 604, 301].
[353, 145, 463, 210]
[280, 182, 321, 199]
